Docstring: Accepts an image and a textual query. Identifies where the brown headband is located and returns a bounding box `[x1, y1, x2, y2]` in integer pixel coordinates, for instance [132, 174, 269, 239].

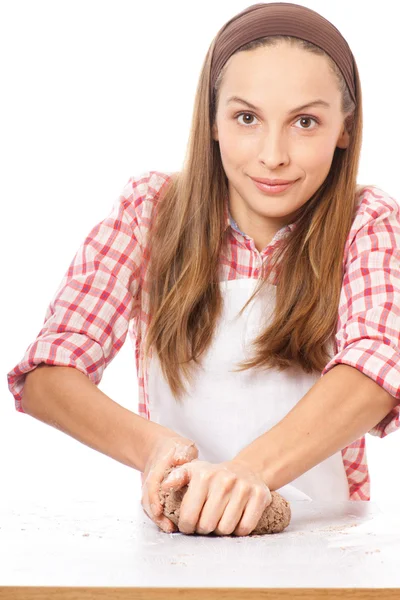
[210, 2, 357, 110]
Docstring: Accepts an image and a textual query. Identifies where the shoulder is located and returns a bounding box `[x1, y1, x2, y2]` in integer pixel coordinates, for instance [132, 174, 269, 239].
[353, 184, 399, 225]
[117, 170, 177, 224]
[349, 184, 400, 242]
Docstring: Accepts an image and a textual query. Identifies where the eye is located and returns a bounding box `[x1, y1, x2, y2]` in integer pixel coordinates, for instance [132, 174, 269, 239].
[236, 112, 259, 127]
[235, 112, 320, 130]
[294, 116, 320, 130]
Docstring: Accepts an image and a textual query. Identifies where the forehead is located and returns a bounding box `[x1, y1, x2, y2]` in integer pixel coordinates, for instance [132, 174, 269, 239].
[219, 43, 338, 101]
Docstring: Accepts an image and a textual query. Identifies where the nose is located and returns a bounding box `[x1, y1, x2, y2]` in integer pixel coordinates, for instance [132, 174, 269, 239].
[257, 127, 290, 168]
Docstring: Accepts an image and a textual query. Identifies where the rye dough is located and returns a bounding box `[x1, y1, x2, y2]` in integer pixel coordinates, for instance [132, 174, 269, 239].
[159, 486, 291, 535]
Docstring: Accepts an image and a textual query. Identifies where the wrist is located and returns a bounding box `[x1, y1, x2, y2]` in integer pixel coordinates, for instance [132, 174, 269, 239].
[233, 448, 283, 491]
[142, 422, 198, 471]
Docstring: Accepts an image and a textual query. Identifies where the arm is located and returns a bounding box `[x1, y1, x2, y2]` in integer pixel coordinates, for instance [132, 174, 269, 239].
[7, 173, 153, 413]
[236, 187, 400, 488]
[234, 364, 399, 490]
[22, 364, 179, 472]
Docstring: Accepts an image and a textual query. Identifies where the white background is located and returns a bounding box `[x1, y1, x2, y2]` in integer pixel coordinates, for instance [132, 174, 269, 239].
[1, 0, 399, 510]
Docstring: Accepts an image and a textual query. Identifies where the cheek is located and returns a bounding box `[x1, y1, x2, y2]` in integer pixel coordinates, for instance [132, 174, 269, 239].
[218, 131, 252, 164]
[294, 140, 336, 169]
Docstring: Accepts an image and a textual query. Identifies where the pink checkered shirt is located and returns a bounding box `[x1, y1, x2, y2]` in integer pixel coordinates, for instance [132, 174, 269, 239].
[7, 171, 400, 500]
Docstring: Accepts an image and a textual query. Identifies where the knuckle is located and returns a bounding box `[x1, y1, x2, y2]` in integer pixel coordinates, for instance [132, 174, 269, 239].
[234, 528, 248, 537]
[256, 486, 269, 502]
[179, 523, 194, 534]
[234, 520, 251, 536]
[177, 514, 192, 533]
[156, 517, 168, 530]
[198, 470, 210, 484]
[215, 519, 236, 536]
[196, 527, 207, 535]
[197, 522, 213, 535]
[235, 480, 250, 495]
[263, 489, 272, 505]
[216, 526, 233, 536]
[251, 484, 269, 504]
[222, 473, 237, 487]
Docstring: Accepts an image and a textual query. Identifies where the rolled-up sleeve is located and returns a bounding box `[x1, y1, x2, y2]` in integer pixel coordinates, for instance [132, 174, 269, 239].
[321, 187, 400, 437]
[7, 176, 145, 413]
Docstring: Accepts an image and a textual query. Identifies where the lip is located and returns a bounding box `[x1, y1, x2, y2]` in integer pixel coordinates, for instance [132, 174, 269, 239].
[251, 177, 296, 185]
[251, 177, 298, 194]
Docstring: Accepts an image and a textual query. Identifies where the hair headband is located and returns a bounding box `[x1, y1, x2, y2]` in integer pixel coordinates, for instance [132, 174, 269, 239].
[210, 2, 357, 109]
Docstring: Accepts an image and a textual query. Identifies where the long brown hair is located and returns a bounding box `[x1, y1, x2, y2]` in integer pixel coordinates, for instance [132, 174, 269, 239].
[141, 35, 371, 403]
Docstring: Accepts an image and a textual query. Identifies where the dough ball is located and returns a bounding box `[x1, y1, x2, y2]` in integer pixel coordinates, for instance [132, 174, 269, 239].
[159, 486, 291, 535]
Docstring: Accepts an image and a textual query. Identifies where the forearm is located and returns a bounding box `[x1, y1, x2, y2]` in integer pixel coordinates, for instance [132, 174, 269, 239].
[235, 364, 398, 490]
[22, 364, 178, 472]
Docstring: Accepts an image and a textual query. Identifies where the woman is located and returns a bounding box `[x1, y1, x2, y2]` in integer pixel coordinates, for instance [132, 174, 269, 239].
[7, 3, 400, 537]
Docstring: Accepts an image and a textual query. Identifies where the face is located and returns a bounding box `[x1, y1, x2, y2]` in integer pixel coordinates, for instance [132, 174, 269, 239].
[212, 42, 350, 251]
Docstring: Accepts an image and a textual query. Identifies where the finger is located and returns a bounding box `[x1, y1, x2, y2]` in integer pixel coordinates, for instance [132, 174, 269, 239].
[214, 488, 249, 536]
[161, 465, 190, 491]
[196, 472, 238, 535]
[142, 498, 178, 533]
[177, 473, 208, 535]
[145, 447, 177, 517]
[232, 493, 264, 537]
[197, 489, 230, 535]
[172, 442, 198, 465]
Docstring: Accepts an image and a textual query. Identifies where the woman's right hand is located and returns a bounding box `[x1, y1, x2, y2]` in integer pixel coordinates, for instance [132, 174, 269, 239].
[141, 434, 199, 533]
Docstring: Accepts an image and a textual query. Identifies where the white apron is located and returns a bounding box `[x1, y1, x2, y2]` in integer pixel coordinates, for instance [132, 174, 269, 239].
[147, 277, 349, 502]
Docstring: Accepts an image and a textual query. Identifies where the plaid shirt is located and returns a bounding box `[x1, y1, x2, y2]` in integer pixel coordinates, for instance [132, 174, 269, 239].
[7, 171, 400, 500]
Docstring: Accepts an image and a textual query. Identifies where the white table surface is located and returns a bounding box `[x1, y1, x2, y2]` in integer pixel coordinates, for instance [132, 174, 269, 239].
[1, 491, 400, 589]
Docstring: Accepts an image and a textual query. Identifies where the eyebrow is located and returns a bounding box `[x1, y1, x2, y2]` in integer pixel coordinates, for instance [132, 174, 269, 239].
[226, 96, 331, 113]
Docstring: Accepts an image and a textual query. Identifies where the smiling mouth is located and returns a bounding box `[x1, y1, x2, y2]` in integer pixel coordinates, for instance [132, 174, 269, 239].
[251, 178, 298, 194]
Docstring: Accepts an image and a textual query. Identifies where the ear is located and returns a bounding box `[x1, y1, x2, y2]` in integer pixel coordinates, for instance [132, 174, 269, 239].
[212, 122, 219, 141]
[336, 116, 352, 149]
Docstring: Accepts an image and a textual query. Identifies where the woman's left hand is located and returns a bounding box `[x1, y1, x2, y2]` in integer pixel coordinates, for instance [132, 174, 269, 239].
[160, 458, 272, 536]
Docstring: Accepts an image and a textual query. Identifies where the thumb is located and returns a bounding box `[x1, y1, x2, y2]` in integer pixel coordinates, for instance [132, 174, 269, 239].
[161, 464, 190, 491]
[173, 441, 198, 464]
